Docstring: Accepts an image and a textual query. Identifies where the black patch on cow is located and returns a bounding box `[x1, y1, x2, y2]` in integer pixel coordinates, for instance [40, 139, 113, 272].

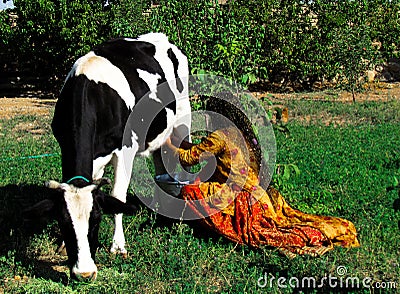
[52, 75, 130, 182]
[124, 93, 168, 151]
[89, 193, 103, 260]
[87, 81, 130, 158]
[167, 48, 184, 93]
[53, 76, 95, 182]
[68, 178, 91, 188]
[56, 196, 80, 269]
[93, 39, 176, 114]
[93, 39, 154, 102]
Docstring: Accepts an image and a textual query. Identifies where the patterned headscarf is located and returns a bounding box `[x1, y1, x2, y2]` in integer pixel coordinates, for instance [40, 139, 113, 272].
[203, 93, 263, 174]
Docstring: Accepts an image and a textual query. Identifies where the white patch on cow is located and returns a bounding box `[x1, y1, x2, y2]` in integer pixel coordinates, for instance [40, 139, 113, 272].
[89, 131, 140, 255]
[67, 51, 136, 110]
[136, 69, 161, 103]
[62, 184, 98, 276]
[136, 33, 191, 147]
[142, 107, 176, 157]
[138, 34, 179, 98]
[124, 33, 169, 45]
[135, 32, 169, 43]
[131, 130, 139, 142]
[92, 153, 113, 180]
[126, 33, 191, 143]
[174, 83, 191, 142]
[137, 33, 184, 98]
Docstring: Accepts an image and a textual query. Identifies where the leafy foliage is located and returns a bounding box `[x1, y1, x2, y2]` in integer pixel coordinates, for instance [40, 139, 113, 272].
[1, 0, 399, 91]
[8, 0, 111, 85]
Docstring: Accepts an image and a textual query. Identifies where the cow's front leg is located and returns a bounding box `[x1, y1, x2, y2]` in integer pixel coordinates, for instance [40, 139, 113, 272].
[110, 147, 135, 256]
[111, 213, 126, 256]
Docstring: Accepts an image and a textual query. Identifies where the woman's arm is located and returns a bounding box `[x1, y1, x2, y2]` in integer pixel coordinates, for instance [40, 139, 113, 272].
[164, 137, 178, 152]
[170, 135, 195, 150]
[165, 132, 226, 166]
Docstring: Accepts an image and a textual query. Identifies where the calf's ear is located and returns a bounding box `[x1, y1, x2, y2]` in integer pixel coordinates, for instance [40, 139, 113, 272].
[96, 193, 138, 215]
[23, 199, 55, 220]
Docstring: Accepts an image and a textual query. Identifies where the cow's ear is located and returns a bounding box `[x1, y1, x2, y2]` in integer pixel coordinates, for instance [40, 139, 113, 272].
[95, 192, 137, 215]
[23, 199, 55, 220]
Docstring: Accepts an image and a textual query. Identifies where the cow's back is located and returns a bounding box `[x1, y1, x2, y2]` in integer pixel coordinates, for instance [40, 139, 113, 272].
[52, 33, 189, 182]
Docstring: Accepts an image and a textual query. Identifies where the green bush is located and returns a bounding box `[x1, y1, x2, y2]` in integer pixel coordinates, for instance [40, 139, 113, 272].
[106, 0, 151, 37]
[368, 0, 400, 60]
[9, 0, 111, 88]
[148, 0, 224, 74]
[0, 11, 13, 46]
[2, 0, 152, 90]
[311, 1, 377, 92]
[149, 0, 398, 91]
[1, 0, 399, 92]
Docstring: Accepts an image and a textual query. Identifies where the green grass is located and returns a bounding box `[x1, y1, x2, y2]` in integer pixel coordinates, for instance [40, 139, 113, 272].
[0, 99, 399, 293]
[284, 98, 400, 126]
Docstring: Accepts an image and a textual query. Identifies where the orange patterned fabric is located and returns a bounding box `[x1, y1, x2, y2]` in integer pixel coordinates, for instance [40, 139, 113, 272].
[176, 127, 360, 256]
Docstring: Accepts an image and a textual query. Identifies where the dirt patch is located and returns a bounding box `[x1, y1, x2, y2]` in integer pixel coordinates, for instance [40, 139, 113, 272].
[253, 82, 400, 103]
[11, 121, 48, 140]
[251, 82, 400, 126]
[1, 83, 399, 123]
[0, 97, 56, 120]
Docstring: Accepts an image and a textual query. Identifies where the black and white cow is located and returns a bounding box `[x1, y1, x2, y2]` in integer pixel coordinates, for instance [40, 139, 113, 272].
[26, 33, 190, 281]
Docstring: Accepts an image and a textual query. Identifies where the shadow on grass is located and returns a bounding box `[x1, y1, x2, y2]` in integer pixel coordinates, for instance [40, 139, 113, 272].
[129, 189, 291, 253]
[388, 184, 400, 231]
[393, 195, 400, 231]
[0, 184, 68, 284]
[30, 258, 69, 284]
[131, 199, 235, 247]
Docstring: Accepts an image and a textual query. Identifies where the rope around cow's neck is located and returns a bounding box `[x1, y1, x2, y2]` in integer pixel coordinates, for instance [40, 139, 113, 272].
[66, 176, 90, 184]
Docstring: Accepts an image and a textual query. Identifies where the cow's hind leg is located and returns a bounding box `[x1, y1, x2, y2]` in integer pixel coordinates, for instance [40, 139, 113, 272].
[110, 147, 136, 256]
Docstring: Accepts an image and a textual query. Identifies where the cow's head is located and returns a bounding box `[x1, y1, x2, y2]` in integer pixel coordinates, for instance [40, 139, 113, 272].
[24, 179, 137, 281]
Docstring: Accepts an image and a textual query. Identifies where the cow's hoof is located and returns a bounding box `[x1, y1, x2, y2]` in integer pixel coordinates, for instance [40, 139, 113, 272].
[111, 250, 128, 259]
[110, 243, 128, 259]
[71, 271, 97, 282]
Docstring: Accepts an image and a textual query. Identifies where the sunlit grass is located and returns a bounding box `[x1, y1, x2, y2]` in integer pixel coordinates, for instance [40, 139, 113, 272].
[0, 98, 399, 293]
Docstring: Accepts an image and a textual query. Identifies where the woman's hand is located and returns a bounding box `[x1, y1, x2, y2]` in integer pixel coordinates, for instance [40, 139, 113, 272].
[165, 135, 195, 152]
[164, 136, 178, 152]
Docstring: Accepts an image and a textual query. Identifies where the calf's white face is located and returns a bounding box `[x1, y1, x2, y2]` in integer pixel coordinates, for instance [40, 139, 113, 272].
[61, 182, 98, 281]
[24, 180, 137, 281]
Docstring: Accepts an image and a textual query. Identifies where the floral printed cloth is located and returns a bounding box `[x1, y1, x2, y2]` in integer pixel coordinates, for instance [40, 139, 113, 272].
[175, 127, 360, 256]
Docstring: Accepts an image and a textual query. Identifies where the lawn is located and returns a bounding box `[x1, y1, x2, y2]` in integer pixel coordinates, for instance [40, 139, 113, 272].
[0, 95, 399, 293]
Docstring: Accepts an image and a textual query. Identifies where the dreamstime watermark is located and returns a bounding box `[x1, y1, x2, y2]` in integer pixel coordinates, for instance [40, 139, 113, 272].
[257, 266, 398, 290]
